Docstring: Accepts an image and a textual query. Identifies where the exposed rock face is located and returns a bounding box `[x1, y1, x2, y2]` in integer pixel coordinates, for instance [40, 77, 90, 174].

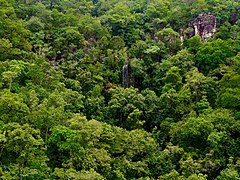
[193, 14, 216, 41]
[123, 61, 129, 88]
[122, 61, 134, 88]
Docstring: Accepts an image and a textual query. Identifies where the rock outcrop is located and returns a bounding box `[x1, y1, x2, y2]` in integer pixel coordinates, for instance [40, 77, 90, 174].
[193, 13, 217, 41]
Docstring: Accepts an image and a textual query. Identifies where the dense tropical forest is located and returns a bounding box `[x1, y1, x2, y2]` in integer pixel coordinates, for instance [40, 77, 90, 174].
[0, 0, 240, 179]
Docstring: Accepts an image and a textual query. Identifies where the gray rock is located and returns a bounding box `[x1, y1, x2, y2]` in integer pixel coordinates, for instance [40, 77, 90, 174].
[193, 14, 217, 41]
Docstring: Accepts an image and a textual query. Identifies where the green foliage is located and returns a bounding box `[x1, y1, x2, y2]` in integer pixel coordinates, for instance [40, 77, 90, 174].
[0, 0, 240, 179]
[217, 63, 240, 109]
[184, 68, 217, 105]
[46, 115, 163, 179]
[196, 39, 240, 74]
[0, 123, 50, 179]
[217, 167, 240, 180]
[107, 87, 145, 129]
[0, 89, 29, 123]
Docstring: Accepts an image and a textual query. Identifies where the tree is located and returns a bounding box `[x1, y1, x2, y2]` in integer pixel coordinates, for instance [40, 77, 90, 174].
[47, 114, 162, 179]
[0, 89, 29, 124]
[0, 123, 50, 179]
[184, 68, 217, 105]
[217, 64, 240, 110]
[195, 39, 240, 74]
[156, 28, 181, 54]
[106, 86, 145, 130]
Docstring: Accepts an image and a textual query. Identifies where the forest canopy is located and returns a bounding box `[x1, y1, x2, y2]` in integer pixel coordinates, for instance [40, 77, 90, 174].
[0, 0, 240, 179]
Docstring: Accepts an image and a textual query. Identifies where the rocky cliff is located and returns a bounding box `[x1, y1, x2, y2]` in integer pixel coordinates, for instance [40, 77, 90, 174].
[193, 13, 217, 41]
